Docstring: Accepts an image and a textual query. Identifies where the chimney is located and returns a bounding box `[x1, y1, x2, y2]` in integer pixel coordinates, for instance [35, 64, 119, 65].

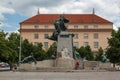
[92, 8, 95, 14]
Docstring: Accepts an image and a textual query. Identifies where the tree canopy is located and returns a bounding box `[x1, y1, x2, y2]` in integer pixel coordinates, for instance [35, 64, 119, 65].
[77, 45, 94, 61]
[0, 30, 19, 64]
[106, 28, 120, 65]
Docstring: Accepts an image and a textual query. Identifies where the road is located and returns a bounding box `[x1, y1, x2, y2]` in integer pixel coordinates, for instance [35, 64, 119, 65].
[0, 71, 120, 80]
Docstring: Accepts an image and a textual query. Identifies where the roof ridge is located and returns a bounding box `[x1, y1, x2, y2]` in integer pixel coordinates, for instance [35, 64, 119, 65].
[20, 14, 113, 24]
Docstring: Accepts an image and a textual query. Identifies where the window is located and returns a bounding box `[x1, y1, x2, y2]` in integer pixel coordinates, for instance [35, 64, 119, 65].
[44, 42, 48, 49]
[74, 34, 78, 39]
[94, 33, 98, 39]
[34, 34, 39, 39]
[44, 34, 49, 38]
[34, 25, 39, 29]
[34, 42, 39, 46]
[45, 25, 48, 29]
[73, 42, 79, 48]
[84, 25, 88, 29]
[74, 25, 78, 29]
[84, 42, 89, 47]
[94, 42, 99, 48]
[94, 25, 98, 29]
[84, 33, 88, 39]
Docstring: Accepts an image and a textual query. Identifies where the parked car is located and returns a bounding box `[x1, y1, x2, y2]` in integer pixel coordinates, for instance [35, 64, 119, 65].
[0, 62, 9, 68]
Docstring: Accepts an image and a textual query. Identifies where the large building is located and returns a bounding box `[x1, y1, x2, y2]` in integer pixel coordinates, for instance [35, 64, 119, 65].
[19, 12, 113, 53]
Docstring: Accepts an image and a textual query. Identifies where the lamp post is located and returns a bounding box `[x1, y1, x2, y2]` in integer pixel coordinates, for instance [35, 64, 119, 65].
[19, 34, 22, 63]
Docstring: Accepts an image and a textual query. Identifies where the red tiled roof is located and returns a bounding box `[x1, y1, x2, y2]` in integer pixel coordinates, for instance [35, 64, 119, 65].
[20, 14, 113, 24]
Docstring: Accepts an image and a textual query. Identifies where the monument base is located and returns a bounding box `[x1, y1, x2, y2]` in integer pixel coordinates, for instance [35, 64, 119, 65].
[55, 58, 75, 69]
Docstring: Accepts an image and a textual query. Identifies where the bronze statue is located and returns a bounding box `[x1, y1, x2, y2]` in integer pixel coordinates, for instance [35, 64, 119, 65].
[47, 15, 69, 41]
[20, 53, 37, 64]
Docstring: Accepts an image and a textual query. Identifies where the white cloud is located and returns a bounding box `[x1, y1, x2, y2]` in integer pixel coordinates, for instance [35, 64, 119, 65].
[0, 0, 120, 30]
[0, 22, 14, 29]
[0, 22, 4, 27]
[0, 0, 15, 20]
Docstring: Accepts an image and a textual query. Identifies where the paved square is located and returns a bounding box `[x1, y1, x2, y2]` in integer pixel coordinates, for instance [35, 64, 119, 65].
[0, 71, 120, 80]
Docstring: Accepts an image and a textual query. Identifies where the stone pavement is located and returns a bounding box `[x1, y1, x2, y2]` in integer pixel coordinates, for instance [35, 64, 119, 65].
[0, 71, 120, 80]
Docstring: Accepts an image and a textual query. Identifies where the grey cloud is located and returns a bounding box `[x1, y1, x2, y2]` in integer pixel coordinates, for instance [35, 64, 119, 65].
[0, 0, 120, 29]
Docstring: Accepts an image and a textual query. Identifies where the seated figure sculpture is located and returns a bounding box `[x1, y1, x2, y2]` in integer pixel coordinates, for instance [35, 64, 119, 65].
[47, 15, 69, 41]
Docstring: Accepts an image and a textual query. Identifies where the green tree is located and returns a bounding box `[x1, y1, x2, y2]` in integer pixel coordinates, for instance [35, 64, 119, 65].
[21, 39, 46, 61]
[77, 46, 94, 60]
[32, 43, 46, 61]
[46, 42, 57, 59]
[85, 46, 94, 60]
[95, 47, 104, 61]
[106, 28, 120, 67]
[7, 33, 20, 62]
[78, 46, 86, 58]
[21, 39, 34, 58]
[0, 30, 18, 70]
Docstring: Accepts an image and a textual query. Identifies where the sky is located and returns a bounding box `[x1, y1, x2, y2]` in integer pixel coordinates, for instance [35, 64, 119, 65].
[0, 0, 120, 32]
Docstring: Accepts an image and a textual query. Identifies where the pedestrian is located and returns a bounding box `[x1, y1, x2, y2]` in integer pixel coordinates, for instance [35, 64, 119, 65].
[75, 61, 79, 70]
[13, 64, 17, 72]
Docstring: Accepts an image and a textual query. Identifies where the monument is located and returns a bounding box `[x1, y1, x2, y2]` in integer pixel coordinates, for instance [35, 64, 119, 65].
[47, 15, 75, 68]
[19, 15, 80, 71]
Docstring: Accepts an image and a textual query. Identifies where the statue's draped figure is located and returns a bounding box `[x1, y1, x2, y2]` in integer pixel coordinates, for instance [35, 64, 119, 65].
[47, 15, 69, 41]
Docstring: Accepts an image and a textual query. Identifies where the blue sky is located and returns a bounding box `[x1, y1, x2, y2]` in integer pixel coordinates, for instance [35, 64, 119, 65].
[0, 0, 120, 32]
[0, 13, 27, 32]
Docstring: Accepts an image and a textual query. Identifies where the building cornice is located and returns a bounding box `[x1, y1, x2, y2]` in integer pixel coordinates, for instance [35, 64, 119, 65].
[19, 29, 113, 32]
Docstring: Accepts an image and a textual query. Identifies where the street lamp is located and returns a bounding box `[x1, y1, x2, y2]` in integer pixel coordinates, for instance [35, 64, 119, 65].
[19, 34, 22, 63]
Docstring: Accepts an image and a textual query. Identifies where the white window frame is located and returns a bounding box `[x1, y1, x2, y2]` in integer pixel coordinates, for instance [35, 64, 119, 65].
[74, 25, 78, 29]
[84, 42, 89, 47]
[44, 42, 48, 49]
[94, 25, 98, 29]
[73, 42, 79, 48]
[84, 33, 88, 39]
[94, 42, 99, 48]
[34, 34, 39, 39]
[94, 33, 98, 39]
[84, 25, 88, 29]
[45, 25, 48, 29]
[34, 25, 39, 29]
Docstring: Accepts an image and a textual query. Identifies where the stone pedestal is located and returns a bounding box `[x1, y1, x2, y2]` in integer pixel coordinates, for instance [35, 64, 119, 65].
[56, 58, 75, 68]
[57, 31, 73, 58]
[56, 31, 74, 69]
[19, 63, 36, 71]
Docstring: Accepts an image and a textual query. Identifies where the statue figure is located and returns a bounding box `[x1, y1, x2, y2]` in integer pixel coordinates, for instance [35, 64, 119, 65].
[74, 50, 81, 60]
[73, 47, 81, 60]
[47, 15, 69, 41]
[61, 48, 70, 58]
[20, 53, 37, 64]
[101, 54, 109, 63]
